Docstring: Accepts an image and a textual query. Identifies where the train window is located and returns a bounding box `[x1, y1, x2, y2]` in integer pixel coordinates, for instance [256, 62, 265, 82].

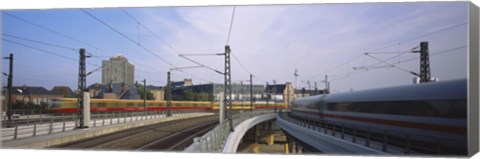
[328, 99, 466, 119]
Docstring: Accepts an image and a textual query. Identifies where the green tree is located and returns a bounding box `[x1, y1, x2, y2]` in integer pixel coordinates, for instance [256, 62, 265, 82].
[183, 89, 195, 101]
[137, 85, 154, 100]
[195, 92, 210, 101]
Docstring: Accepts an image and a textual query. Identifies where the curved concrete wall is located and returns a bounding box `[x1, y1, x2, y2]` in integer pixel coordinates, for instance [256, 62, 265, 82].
[222, 113, 276, 153]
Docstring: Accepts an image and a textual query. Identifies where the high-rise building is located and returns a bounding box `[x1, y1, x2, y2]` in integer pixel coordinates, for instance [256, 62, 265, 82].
[102, 55, 134, 84]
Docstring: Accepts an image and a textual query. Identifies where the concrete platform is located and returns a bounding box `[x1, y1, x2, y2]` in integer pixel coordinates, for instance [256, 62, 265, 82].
[1, 112, 213, 149]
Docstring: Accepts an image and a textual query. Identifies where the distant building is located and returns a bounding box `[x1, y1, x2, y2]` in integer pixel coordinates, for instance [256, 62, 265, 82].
[51, 86, 75, 98]
[87, 83, 140, 100]
[171, 80, 265, 102]
[265, 82, 295, 104]
[172, 79, 193, 88]
[146, 85, 164, 101]
[102, 55, 134, 84]
[294, 87, 328, 98]
[2, 86, 63, 106]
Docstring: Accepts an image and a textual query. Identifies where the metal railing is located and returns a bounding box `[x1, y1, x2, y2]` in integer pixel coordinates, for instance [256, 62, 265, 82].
[1, 109, 208, 141]
[283, 113, 467, 155]
[184, 109, 280, 152]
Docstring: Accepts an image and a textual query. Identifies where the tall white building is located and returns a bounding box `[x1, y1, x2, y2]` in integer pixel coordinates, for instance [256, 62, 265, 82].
[102, 55, 134, 84]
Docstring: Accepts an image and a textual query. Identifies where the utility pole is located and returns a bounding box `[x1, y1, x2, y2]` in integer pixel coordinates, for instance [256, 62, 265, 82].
[314, 81, 318, 95]
[266, 81, 269, 109]
[240, 81, 244, 110]
[323, 75, 330, 94]
[307, 81, 311, 92]
[250, 74, 253, 112]
[416, 42, 430, 83]
[411, 42, 431, 83]
[143, 79, 147, 115]
[77, 48, 89, 128]
[166, 71, 172, 117]
[4, 54, 13, 127]
[294, 69, 299, 89]
[273, 80, 276, 113]
[224, 45, 233, 132]
[286, 82, 290, 108]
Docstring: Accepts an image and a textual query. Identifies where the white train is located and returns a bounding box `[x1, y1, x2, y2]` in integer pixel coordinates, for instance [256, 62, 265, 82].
[290, 79, 467, 154]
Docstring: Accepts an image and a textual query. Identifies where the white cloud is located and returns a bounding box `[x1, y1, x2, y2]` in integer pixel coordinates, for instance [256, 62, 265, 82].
[26, 2, 464, 90]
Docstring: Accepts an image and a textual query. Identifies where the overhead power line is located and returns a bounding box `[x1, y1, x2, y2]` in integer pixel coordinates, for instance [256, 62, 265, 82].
[121, 9, 182, 54]
[178, 54, 223, 75]
[3, 12, 115, 56]
[3, 33, 164, 76]
[226, 6, 236, 45]
[3, 12, 163, 73]
[81, 9, 174, 68]
[306, 54, 364, 79]
[4, 11, 210, 85]
[121, 9, 219, 83]
[3, 33, 76, 51]
[3, 12, 163, 72]
[394, 45, 467, 64]
[307, 21, 467, 80]
[330, 45, 467, 82]
[366, 21, 467, 53]
[3, 38, 77, 61]
[364, 53, 418, 76]
[231, 52, 252, 75]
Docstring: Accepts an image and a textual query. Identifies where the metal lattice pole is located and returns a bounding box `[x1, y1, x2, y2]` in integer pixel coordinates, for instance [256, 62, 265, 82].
[4, 53, 14, 127]
[250, 74, 253, 112]
[419, 42, 430, 83]
[166, 71, 172, 117]
[143, 79, 147, 115]
[240, 81, 244, 110]
[224, 45, 233, 131]
[77, 48, 87, 128]
[412, 41, 431, 83]
[273, 80, 276, 113]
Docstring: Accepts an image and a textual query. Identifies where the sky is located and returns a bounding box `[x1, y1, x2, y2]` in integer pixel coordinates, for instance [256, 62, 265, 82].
[1, 2, 469, 93]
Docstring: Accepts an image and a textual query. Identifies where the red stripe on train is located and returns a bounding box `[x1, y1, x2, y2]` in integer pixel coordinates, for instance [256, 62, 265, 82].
[292, 108, 466, 135]
[49, 106, 212, 113]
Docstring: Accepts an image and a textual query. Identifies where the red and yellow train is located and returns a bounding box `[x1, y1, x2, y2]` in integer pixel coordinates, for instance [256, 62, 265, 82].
[48, 98, 286, 113]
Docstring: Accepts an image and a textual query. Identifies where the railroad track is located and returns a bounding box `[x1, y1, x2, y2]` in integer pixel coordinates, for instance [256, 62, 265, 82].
[137, 120, 218, 151]
[49, 115, 218, 150]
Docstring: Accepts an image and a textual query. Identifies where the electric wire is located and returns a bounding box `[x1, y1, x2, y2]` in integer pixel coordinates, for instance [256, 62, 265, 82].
[120, 9, 182, 54]
[330, 45, 467, 82]
[121, 8, 223, 83]
[365, 21, 467, 53]
[3, 38, 78, 62]
[226, 6, 236, 45]
[2, 35, 161, 76]
[3, 12, 162, 74]
[81, 9, 174, 68]
[3, 12, 114, 56]
[3, 33, 76, 51]
[3, 12, 206, 88]
[307, 21, 467, 81]
[306, 54, 364, 79]
[3, 13, 161, 73]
